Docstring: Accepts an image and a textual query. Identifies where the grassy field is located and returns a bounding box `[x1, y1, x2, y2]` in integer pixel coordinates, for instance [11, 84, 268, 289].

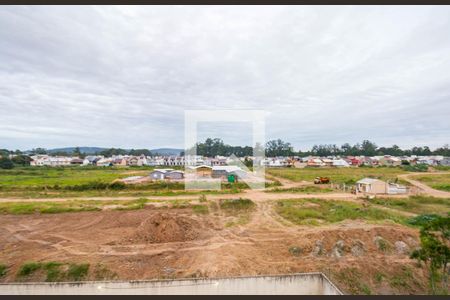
[0, 167, 255, 198]
[413, 174, 450, 192]
[0, 198, 218, 215]
[369, 196, 450, 215]
[266, 186, 335, 194]
[266, 167, 407, 184]
[0, 167, 143, 187]
[275, 198, 407, 226]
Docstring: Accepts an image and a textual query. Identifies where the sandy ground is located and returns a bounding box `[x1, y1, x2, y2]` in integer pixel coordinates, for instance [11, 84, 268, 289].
[0, 173, 447, 294]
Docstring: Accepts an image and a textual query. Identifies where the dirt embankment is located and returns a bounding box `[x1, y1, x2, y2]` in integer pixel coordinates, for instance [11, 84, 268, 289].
[0, 204, 429, 295]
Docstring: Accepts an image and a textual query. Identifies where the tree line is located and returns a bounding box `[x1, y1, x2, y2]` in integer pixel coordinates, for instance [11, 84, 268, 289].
[189, 138, 450, 158]
[0, 139, 449, 169]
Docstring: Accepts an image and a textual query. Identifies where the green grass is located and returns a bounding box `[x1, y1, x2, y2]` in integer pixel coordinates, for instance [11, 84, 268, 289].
[43, 262, 64, 282]
[18, 262, 42, 277]
[17, 261, 90, 281]
[67, 263, 89, 281]
[0, 198, 152, 214]
[413, 174, 450, 192]
[0, 167, 139, 188]
[0, 198, 221, 215]
[276, 198, 407, 226]
[370, 196, 450, 215]
[266, 186, 335, 194]
[192, 204, 209, 214]
[0, 264, 7, 277]
[266, 167, 407, 184]
[219, 198, 256, 211]
[0, 166, 251, 199]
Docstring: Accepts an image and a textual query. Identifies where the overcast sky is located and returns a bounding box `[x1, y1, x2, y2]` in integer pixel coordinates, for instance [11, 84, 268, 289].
[1, 6, 449, 151]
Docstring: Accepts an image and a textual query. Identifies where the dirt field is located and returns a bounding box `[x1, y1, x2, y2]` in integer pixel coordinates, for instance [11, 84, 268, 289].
[0, 200, 430, 295]
[0, 170, 448, 294]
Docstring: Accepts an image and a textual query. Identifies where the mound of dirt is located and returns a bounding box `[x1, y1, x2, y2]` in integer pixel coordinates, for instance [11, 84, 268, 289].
[131, 213, 205, 243]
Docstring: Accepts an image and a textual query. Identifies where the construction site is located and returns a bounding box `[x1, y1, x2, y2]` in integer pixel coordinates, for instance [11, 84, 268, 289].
[1, 169, 448, 295]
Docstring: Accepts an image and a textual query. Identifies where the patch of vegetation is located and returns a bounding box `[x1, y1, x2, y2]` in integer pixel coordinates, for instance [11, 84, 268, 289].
[401, 164, 428, 172]
[334, 267, 372, 295]
[370, 196, 450, 215]
[266, 167, 406, 184]
[414, 174, 450, 192]
[192, 204, 209, 214]
[276, 198, 407, 226]
[17, 261, 90, 282]
[224, 214, 251, 227]
[18, 262, 42, 277]
[67, 263, 89, 281]
[288, 246, 302, 257]
[376, 238, 392, 253]
[434, 166, 450, 171]
[410, 214, 449, 295]
[0, 198, 189, 215]
[374, 272, 385, 284]
[43, 262, 64, 282]
[93, 263, 118, 280]
[0, 167, 248, 199]
[389, 266, 415, 290]
[266, 186, 334, 194]
[219, 198, 256, 211]
[0, 264, 7, 277]
[113, 198, 149, 211]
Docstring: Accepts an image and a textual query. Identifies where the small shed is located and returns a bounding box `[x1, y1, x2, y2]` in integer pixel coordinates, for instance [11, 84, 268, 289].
[193, 165, 213, 177]
[165, 170, 184, 180]
[356, 178, 387, 194]
[149, 169, 177, 180]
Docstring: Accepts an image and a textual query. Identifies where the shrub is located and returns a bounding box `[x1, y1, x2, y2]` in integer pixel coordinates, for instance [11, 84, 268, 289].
[288, 246, 302, 257]
[0, 264, 7, 277]
[18, 262, 42, 276]
[67, 263, 89, 281]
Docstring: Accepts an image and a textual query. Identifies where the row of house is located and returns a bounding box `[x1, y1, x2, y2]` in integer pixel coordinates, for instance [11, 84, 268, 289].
[265, 155, 450, 168]
[28, 154, 450, 168]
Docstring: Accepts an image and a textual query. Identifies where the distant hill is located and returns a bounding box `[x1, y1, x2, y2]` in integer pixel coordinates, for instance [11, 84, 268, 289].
[47, 147, 107, 154]
[43, 147, 183, 156]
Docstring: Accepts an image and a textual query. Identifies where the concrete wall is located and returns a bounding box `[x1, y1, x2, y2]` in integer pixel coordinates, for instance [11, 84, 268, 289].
[0, 273, 343, 295]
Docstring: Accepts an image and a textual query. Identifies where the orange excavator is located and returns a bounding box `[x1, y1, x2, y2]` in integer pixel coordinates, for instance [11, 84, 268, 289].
[314, 177, 330, 184]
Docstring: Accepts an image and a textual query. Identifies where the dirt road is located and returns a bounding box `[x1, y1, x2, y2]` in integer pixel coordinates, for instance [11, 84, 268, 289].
[398, 172, 450, 198]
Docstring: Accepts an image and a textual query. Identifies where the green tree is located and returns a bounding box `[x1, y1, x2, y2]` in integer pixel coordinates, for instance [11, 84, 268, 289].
[265, 139, 293, 157]
[0, 157, 14, 169]
[360, 140, 377, 156]
[410, 215, 450, 295]
[11, 155, 32, 166]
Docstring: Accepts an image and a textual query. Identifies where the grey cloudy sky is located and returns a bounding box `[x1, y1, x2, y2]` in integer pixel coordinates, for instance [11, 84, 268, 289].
[1, 5, 449, 151]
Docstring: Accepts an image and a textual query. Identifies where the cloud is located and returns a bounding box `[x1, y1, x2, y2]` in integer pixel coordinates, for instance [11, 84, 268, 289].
[0, 5, 449, 150]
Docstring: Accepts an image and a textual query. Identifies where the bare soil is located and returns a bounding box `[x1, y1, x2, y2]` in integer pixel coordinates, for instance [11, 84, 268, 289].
[0, 201, 429, 294]
[0, 172, 445, 294]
